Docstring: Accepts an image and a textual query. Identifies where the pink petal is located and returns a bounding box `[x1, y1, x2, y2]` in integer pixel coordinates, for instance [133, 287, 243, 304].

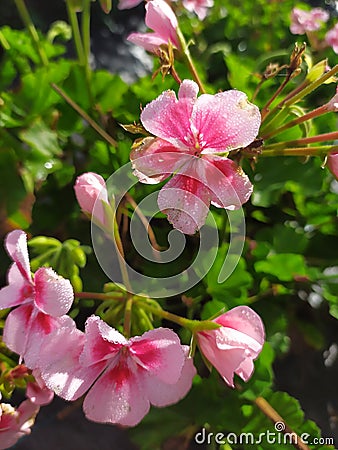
[5, 230, 31, 282]
[197, 331, 247, 386]
[34, 267, 74, 316]
[328, 152, 338, 179]
[81, 315, 126, 366]
[215, 306, 265, 348]
[26, 371, 54, 406]
[140, 88, 195, 150]
[130, 137, 185, 184]
[0, 265, 30, 309]
[129, 327, 185, 384]
[145, 346, 196, 406]
[192, 90, 260, 154]
[83, 363, 150, 426]
[145, 0, 179, 48]
[38, 319, 101, 401]
[177, 79, 199, 100]
[3, 304, 33, 357]
[202, 155, 253, 209]
[24, 314, 70, 369]
[157, 173, 210, 234]
[127, 33, 171, 54]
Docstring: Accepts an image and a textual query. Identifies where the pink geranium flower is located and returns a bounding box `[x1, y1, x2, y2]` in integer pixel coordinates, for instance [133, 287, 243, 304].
[0, 230, 74, 368]
[290, 7, 329, 35]
[74, 172, 109, 226]
[196, 306, 265, 387]
[39, 316, 196, 426]
[0, 394, 39, 450]
[130, 79, 261, 234]
[127, 0, 180, 54]
[326, 24, 338, 54]
[179, 0, 214, 20]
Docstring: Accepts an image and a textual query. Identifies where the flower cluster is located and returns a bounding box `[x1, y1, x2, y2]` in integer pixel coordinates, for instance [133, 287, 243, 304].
[0, 229, 264, 442]
[290, 6, 338, 54]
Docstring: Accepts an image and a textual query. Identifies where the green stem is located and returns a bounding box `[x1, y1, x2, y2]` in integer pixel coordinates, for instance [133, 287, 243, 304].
[66, 0, 85, 66]
[51, 83, 117, 146]
[123, 295, 133, 338]
[261, 145, 337, 157]
[14, 0, 49, 66]
[81, 0, 94, 104]
[140, 301, 220, 332]
[263, 131, 338, 150]
[177, 28, 206, 94]
[261, 75, 291, 121]
[75, 291, 125, 301]
[0, 30, 10, 50]
[261, 104, 328, 140]
[283, 64, 338, 108]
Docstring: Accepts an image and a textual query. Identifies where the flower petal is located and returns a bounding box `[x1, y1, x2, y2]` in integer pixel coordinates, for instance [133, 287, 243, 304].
[215, 306, 265, 349]
[145, 346, 196, 406]
[157, 173, 210, 234]
[140, 88, 195, 150]
[83, 364, 150, 426]
[34, 267, 74, 316]
[24, 314, 69, 369]
[81, 315, 126, 367]
[130, 137, 185, 184]
[192, 90, 260, 154]
[39, 319, 101, 401]
[3, 304, 33, 357]
[5, 230, 31, 282]
[0, 265, 30, 309]
[145, 0, 179, 48]
[127, 33, 170, 54]
[202, 155, 253, 209]
[130, 327, 185, 384]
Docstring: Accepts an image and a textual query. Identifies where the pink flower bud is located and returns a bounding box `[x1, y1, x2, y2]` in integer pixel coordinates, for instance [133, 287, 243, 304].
[196, 306, 265, 387]
[328, 152, 338, 179]
[74, 172, 109, 225]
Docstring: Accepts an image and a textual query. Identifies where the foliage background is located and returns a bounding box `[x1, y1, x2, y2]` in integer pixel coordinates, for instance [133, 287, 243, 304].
[0, 0, 337, 449]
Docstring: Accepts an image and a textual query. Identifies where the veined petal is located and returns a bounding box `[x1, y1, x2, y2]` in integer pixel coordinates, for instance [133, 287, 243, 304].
[5, 230, 31, 282]
[127, 33, 171, 54]
[130, 137, 188, 184]
[215, 306, 265, 348]
[83, 363, 149, 426]
[202, 155, 253, 209]
[129, 328, 185, 384]
[145, 0, 179, 48]
[81, 315, 126, 367]
[140, 89, 195, 150]
[192, 90, 260, 153]
[3, 304, 33, 357]
[24, 314, 69, 369]
[34, 267, 74, 316]
[0, 265, 30, 309]
[39, 319, 101, 401]
[144, 346, 196, 406]
[157, 174, 210, 234]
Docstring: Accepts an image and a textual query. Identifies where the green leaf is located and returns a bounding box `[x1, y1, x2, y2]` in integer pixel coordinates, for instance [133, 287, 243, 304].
[254, 253, 309, 282]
